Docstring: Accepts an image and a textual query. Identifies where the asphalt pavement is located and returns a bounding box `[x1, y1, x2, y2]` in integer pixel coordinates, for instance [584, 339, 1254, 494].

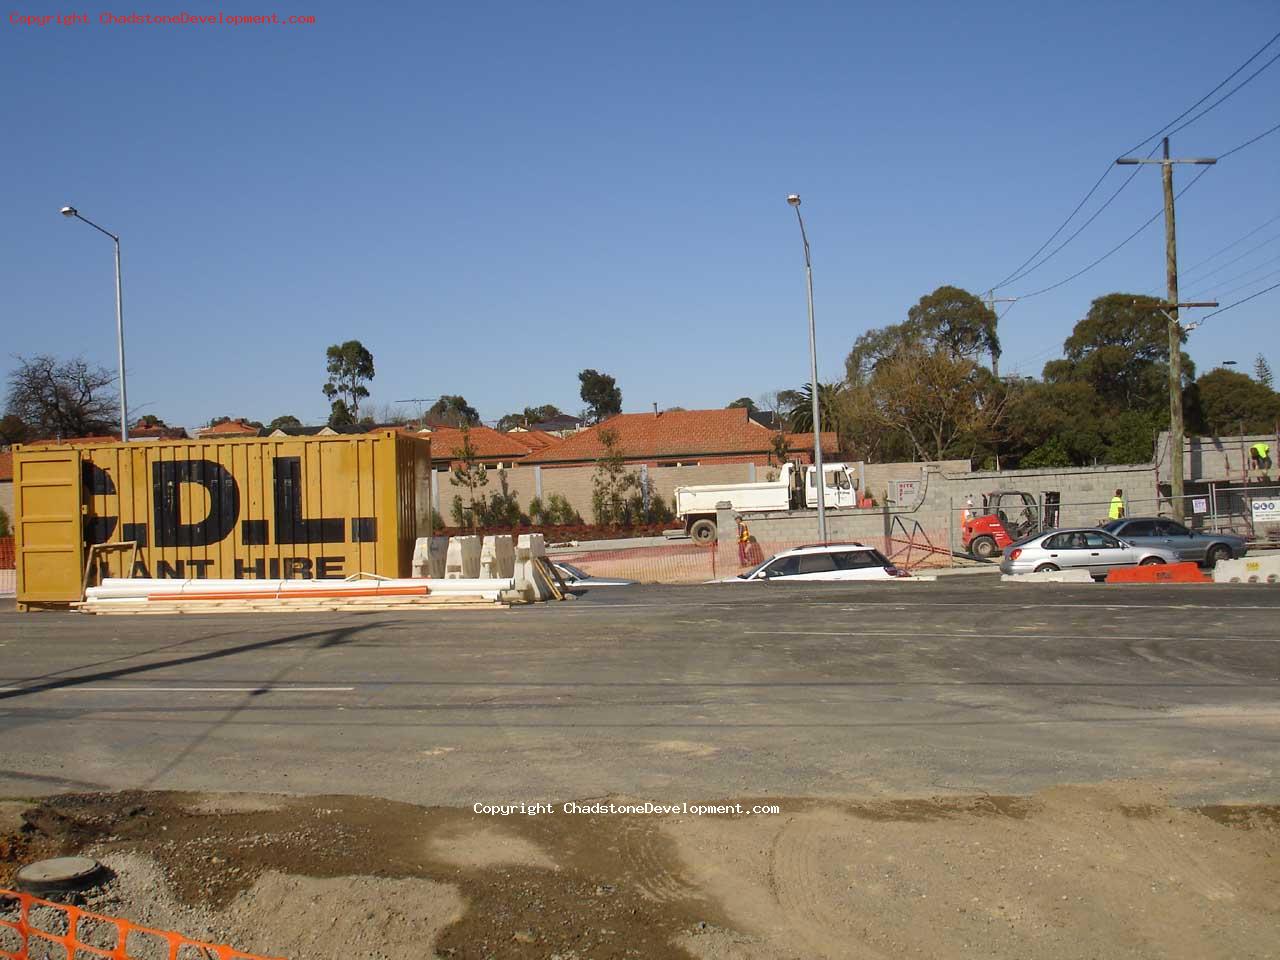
[1, 581, 1277, 806]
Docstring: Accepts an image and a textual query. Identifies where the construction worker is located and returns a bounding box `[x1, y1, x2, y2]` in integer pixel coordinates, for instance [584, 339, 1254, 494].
[737, 520, 751, 566]
[961, 494, 975, 525]
[1109, 489, 1125, 521]
[1251, 441, 1272, 470]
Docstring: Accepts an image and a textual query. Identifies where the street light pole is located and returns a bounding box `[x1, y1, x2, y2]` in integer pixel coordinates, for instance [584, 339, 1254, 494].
[60, 206, 129, 443]
[787, 194, 826, 542]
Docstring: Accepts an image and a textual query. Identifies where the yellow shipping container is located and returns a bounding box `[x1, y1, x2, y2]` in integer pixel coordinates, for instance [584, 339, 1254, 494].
[13, 431, 432, 609]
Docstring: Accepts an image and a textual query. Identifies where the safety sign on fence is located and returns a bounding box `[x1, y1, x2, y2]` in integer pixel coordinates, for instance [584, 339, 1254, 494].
[1250, 499, 1280, 523]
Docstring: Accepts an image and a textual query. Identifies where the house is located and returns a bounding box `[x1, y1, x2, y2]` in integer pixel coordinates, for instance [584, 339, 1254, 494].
[194, 419, 262, 438]
[516, 408, 838, 468]
[507, 429, 563, 454]
[511, 414, 583, 437]
[267, 424, 371, 438]
[409, 425, 552, 470]
[130, 422, 189, 440]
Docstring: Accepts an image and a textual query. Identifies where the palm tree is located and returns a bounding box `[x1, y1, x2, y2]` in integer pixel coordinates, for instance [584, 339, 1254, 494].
[787, 382, 844, 434]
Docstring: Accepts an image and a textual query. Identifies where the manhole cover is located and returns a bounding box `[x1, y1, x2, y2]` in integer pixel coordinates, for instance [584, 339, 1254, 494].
[16, 857, 104, 893]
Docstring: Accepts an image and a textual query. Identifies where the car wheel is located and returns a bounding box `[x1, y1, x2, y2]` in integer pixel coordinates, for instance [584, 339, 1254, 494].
[689, 519, 717, 544]
[970, 536, 998, 559]
[1139, 557, 1165, 566]
[1033, 563, 1060, 573]
[1205, 545, 1230, 568]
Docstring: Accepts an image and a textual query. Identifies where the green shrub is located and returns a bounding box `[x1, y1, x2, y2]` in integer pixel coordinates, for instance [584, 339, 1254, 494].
[0, 506, 9, 538]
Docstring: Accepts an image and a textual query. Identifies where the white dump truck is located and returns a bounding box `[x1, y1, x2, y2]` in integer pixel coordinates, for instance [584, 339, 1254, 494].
[674, 461, 862, 543]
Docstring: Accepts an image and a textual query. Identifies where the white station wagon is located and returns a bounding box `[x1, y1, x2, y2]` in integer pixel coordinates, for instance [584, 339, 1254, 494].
[714, 543, 909, 583]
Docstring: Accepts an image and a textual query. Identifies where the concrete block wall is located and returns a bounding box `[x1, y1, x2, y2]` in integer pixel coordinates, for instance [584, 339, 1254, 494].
[939, 463, 1158, 527]
[861, 460, 970, 501]
[740, 461, 1160, 555]
[645, 463, 757, 508]
[1155, 432, 1279, 483]
[536, 466, 599, 518]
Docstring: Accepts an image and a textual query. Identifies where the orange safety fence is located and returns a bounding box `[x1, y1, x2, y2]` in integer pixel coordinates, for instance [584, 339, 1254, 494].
[0, 538, 13, 571]
[0, 889, 281, 960]
[554, 532, 955, 584]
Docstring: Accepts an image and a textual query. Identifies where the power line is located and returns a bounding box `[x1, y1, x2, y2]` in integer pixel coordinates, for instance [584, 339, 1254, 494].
[1197, 280, 1280, 322]
[1121, 29, 1280, 155]
[1218, 117, 1280, 160]
[987, 165, 1115, 291]
[1184, 232, 1280, 285]
[987, 29, 1280, 292]
[996, 160, 1150, 290]
[1163, 47, 1280, 141]
[1180, 210, 1280, 276]
[1187, 246, 1280, 297]
[1010, 110, 1280, 301]
[1014, 165, 1215, 299]
[1198, 263, 1280, 302]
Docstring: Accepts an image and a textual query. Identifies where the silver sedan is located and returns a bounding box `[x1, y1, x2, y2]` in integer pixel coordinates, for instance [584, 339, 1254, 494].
[999, 528, 1180, 577]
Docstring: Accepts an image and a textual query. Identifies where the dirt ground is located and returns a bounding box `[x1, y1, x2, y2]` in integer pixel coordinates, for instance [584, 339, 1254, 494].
[1, 785, 1278, 960]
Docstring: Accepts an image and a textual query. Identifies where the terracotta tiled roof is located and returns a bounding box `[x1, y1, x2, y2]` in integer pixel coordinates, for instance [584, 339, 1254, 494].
[0, 451, 11, 482]
[131, 424, 189, 440]
[510, 430, 562, 452]
[408, 425, 538, 461]
[519, 408, 838, 464]
[784, 432, 839, 452]
[196, 419, 261, 437]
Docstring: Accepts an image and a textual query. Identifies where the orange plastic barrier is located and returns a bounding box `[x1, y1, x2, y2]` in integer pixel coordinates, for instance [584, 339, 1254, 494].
[1105, 562, 1210, 584]
[0, 888, 282, 960]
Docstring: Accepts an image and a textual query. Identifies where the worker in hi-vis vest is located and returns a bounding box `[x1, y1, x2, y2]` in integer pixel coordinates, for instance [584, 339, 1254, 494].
[1251, 441, 1272, 470]
[1108, 489, 1125, 520]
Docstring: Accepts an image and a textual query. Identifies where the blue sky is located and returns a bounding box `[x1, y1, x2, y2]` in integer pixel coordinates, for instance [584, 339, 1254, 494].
[3, 0, 1278, 430]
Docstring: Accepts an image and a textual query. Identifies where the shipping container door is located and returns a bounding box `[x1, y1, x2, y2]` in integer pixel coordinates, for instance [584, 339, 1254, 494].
[15, 447, 84, 605]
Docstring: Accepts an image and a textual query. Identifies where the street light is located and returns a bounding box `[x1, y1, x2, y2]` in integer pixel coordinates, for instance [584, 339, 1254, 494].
[60, 205, 129, 442]
[786, 194, 826, 542]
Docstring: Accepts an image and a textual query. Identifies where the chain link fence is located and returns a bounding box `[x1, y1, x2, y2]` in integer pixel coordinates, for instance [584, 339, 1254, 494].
[944, 485, 1280, 561]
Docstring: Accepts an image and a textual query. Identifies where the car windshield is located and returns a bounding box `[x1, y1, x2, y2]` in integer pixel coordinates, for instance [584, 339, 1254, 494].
[556, 563, 588, 580]
[1099, 520, 1124, 533]
[739, 556, 777, 579]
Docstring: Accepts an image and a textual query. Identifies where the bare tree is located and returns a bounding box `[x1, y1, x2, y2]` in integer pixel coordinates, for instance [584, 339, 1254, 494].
[6, 355, 119, 439]
[852, 345, 1007, 461]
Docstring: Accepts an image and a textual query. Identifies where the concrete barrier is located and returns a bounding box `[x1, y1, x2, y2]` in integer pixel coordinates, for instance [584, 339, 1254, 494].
[1001, 569, 1094, 584]
[445, 536, 482, 579]
[480, 535, 516, 578]
[1213, 554, 1280, 584]
[412, 536, 449, 579]
[1107, 562, 1209, 584]
[512, 534, 552, 602]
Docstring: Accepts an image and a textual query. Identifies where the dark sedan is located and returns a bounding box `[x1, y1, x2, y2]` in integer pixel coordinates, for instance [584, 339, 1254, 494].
[1100, 517, 1247, 567]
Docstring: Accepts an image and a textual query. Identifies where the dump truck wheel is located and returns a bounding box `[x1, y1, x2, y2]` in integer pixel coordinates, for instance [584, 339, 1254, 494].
[970, 536, 998, 559]
[689, 519, 717, 544]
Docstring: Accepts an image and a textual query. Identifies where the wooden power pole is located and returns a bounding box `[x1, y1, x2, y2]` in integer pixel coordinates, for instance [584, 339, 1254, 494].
[1116, 137, 1217, 521]
[985, 291, 1017, 379]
